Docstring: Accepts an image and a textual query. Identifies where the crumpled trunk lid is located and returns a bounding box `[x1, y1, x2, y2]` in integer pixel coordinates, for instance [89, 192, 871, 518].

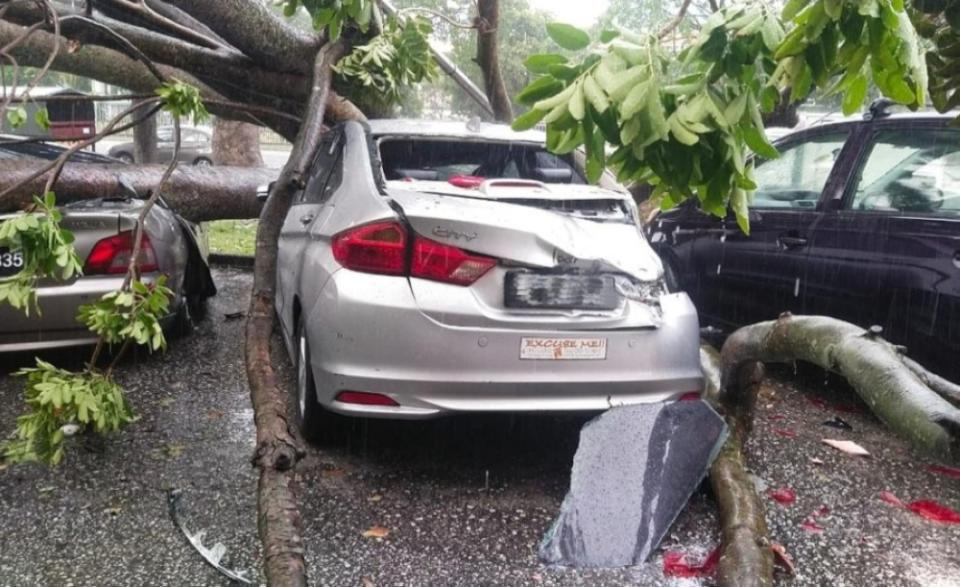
[386, 187, 666, 330]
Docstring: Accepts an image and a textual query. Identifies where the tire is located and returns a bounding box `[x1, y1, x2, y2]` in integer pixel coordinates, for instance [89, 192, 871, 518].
[115, 152, 134, 164]
[295, 315, 327, 444]
[193, 157, 213, 167]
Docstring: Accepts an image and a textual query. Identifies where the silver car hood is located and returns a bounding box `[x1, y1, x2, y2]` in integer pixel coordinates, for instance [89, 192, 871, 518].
[386, 188, 663, 283]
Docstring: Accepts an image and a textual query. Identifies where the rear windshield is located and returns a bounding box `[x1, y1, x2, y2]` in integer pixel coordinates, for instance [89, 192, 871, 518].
[378, 138, 585, 184]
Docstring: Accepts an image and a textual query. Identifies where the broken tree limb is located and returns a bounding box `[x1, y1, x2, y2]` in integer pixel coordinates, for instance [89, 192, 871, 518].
[903, 356, 960, 408]
[0, 161, 275, 222]
[702, 345, 775, 587]
[720, 314, 960, 464]
[245, 40, 351, 587]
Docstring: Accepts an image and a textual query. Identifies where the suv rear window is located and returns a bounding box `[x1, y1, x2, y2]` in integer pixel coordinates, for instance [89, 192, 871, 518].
[377, 138, 584, 184]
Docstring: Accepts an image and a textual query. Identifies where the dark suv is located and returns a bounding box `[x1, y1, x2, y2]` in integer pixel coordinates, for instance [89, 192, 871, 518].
[649, 104, 960, 380]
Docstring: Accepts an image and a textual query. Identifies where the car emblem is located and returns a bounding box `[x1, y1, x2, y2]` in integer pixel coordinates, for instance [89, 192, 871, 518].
[432, 226, 477, 242]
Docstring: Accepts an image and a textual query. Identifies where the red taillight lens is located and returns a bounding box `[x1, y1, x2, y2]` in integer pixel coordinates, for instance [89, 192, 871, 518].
[412, 236, 496, 286]
[332, 221, 497, 286]
[332, 221, 407, 275]
[679, 392, 703, 402]
[335, 391, 399, 406]
[84, 231, 158, 275]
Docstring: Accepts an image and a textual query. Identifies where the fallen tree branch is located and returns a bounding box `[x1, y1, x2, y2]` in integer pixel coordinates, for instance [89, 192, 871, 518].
[245, 39, 349, 587]
[903, 357, 960, 408]
[720, 314, 960, 464]
[702, 345, 774, 587]
[0, 160, 275, 222]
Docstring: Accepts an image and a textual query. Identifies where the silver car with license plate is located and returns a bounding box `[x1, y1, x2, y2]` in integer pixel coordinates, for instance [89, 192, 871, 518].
[0, 137, 216, 352]
[276, 120, 702, 432]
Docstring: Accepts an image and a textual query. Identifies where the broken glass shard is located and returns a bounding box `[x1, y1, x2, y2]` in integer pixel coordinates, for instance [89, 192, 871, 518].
[539, 400, 727, 568]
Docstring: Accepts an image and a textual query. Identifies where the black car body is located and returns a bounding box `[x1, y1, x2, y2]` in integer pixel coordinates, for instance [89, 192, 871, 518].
[649, 109, 960, 380]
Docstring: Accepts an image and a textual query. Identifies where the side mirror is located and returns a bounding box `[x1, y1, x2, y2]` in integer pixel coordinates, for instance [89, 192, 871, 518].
[256, 181, 275, 203]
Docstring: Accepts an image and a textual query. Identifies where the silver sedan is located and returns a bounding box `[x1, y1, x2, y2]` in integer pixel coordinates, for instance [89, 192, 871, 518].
[0, 139, 216, 352]
[275, 120, 702, 434]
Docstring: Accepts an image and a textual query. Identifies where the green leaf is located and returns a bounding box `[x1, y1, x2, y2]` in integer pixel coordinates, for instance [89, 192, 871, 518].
[743, 125, 779, 159]
[546, 22, 591, 51]
[511, 108, 548, 131]
[516, 76, 564, 106]
[731, 188, 751, 235]
[34, 108, 50, 131]
[842, 74, 868, 115]
[524, 54, 568, 74]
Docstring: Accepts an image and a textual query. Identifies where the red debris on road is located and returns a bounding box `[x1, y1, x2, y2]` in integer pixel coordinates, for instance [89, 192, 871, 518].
[879, 492, 960, 524]
[662, 546, 721, 578]
[927, 465, 960, 479]
[769, 487, 797, 505]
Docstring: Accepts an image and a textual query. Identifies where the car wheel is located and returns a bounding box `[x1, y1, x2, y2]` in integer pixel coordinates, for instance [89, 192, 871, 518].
[116, 152, 134, 164]
[171, 299, 194, 339]
[193, 157, 213, 167]
[295, 315, 327, 444]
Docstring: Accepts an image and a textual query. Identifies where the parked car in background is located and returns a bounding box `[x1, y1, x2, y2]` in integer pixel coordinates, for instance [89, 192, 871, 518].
[649, 103, 960, 380]
[108, 126, 213, 166]
[276, 120, 703, 435]
[0, 136, 217, 352]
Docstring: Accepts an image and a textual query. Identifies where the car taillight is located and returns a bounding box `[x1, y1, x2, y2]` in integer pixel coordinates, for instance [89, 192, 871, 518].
[332, 221, 407, 275]
[332, 222, 497, 286]
[84, 231, 158, 275]
[412, 236, 496, 286]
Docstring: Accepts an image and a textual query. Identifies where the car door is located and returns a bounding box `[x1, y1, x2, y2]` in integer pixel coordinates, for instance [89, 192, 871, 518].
[810, 120, 960, 377]
[689, 128, 852, 328]
[276, 129, 344, 340]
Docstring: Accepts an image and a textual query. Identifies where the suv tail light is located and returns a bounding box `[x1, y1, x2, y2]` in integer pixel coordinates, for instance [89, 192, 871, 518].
[84, 231, 158, 275]
[332, 221, 496, 286]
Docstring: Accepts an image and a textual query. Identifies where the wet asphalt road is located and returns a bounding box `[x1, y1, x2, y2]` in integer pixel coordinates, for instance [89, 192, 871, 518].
[1, 268, 959, 586]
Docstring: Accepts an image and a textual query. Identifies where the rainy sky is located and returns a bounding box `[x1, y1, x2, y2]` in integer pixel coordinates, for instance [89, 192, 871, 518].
[529, 0, 609, 25]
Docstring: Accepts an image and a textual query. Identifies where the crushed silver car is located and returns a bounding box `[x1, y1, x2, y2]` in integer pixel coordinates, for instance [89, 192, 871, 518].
[0, 138, 216, 352]
[275, 120, 702, 430]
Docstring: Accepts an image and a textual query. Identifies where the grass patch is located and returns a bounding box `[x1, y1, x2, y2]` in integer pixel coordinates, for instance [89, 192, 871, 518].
[206, 220, 258, 256]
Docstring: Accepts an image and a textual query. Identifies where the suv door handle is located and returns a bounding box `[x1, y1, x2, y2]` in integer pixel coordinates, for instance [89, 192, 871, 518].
[778, 234, 808, 250]
[299, 213, 315, 225]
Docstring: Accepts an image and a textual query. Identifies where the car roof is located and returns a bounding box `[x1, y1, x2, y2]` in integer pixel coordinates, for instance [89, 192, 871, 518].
[367, 119, 547, 144]
[0, 135, 121, 164]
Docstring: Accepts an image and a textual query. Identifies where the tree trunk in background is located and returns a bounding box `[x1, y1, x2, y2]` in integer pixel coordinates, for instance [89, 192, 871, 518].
[476, 0, 513, 123]
[762, 89, 801, 128]
[132, 103, 158, 164]
[213, 118, 265, 167]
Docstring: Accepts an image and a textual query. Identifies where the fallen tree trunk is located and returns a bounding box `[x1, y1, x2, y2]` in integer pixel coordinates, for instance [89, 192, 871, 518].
[720, 314, 960, 464]
[0, 161, 275, 222]
[701, 346, 774, 587]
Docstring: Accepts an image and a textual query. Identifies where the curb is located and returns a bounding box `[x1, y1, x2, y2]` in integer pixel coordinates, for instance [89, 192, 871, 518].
[209, 253, 255, 269]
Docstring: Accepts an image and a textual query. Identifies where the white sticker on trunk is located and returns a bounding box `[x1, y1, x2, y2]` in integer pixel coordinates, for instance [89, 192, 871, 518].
[520, 337, 607, 360]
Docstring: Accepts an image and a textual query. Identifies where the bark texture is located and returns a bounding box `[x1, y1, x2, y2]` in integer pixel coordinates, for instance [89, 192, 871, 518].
[701, 346, 775, 587]
[245, 41, 354, 587]
[212, 118, 264, 167]
[720, 314, 960, 464]
[475, 0, 513, 123]
[0, 161, 273, 222]
[132, 103, 158, 164]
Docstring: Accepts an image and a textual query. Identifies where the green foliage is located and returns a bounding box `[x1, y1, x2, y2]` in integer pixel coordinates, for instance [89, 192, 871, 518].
[775, 0, 927, 115]
[277, 0, 373, 40]
[2, 361, 135, 465]
[0, 192, 82, 314]
[515, 9, 785, 233]
[335, 16, 437, 105]
[34, 107, 50, 130]
[517, 0, 930, 232]
[913, 1, 960, 114]
[5, 106, 27, 129]
[156, 80, 209, 125]
[78, 276, 172, 352]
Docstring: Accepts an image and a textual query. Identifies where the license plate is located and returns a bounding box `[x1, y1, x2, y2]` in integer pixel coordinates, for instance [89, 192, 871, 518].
[520, 337, 607, 361]
[505, 272, 620, 311]
[0, 248, 24, 277]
